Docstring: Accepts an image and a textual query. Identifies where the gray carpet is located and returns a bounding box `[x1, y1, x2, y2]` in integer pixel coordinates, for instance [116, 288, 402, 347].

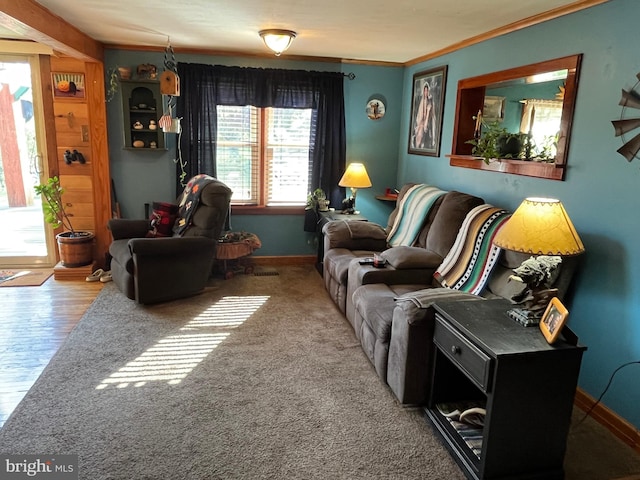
[0, 266, 465, 479]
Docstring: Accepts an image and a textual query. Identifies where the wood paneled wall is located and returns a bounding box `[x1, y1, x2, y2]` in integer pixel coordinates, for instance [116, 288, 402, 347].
[45, 56, 111, 269]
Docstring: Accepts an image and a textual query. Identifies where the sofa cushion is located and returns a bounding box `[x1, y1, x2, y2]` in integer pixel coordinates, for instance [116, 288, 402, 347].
[423, 191, 485, 258]
[485, 249, 531, 301]
[387, 185, 446, 247]
[324, 249, 367, 286]
[354, 284, 424, 339]
[381, 246, 442, 269]
[174, 175, 232, 238]
[433, 205, 511, 295]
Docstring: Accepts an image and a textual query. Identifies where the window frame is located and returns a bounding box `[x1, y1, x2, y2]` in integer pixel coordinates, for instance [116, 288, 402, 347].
[217, 105, 311, 215]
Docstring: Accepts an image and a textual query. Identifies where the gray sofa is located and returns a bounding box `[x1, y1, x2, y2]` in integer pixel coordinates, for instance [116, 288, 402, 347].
[322, 183, 579, 407]
[322, 185, 484, 316]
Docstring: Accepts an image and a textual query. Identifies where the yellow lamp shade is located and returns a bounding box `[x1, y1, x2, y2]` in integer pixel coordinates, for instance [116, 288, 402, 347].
[493, 197, 585, 256]
[338, 163, 372, 189]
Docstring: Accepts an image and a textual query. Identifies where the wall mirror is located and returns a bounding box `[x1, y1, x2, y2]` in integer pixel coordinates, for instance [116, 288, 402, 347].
[448, 54, 582, 180]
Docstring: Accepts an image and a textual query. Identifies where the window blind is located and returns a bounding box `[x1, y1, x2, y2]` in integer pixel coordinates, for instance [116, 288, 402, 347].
[266, 108, 312, 206]
[216, 105, 311, 206]
[216, 105, 259, 204]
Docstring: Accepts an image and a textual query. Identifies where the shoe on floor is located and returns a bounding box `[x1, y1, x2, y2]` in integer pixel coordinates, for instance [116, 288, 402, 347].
[99, 271, 112, 283]
[86, 269, 104, 282]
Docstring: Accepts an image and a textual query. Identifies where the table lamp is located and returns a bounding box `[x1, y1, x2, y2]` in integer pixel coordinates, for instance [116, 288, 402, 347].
[492, 197, 585, 325]
[338, 162, 372, 214]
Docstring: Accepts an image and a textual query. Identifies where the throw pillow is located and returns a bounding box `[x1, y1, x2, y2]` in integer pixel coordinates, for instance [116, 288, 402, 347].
[147, 201, 179, 237]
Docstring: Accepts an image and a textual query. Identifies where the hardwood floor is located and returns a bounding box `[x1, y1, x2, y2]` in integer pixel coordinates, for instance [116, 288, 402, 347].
[0, 276, 102, 427]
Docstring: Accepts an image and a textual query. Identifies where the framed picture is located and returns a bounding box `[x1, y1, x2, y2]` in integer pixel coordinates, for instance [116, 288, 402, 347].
[51, 72, 85, 100]
[539, 297, 569, 344]
[483, 96, 505, 123]
[408, 65, 448, 157]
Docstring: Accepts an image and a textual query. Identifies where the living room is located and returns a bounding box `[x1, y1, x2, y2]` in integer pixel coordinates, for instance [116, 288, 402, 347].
[1, 0, 639, 478]
[105, 0, 640, 448]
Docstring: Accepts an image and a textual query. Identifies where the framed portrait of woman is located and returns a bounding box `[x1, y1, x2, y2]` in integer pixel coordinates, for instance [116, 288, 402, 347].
[408, 65, 448, 157]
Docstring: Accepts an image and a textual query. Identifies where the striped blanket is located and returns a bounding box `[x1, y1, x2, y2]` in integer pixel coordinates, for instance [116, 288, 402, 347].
[434, 205, 511, 295]
[387, 184, 446, 247]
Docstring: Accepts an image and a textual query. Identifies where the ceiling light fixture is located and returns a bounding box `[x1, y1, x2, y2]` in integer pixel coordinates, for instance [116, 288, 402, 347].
[259, 29, 297, 56]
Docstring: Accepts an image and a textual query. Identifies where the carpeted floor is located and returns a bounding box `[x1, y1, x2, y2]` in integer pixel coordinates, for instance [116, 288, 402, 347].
[0, 265, 639, 479]
[0, 266, 464, 479]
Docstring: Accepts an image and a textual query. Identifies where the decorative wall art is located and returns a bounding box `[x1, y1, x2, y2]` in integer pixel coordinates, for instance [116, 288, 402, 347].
[408, 65, 447, 157]
[483, 96, 505, 123]
[366, 98, 386, 120]
[612, 71, 640, 162]
[51, 72, 85, 100]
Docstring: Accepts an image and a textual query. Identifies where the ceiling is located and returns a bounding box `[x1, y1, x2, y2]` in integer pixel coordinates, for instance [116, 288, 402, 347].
[11, 1, 599, 64]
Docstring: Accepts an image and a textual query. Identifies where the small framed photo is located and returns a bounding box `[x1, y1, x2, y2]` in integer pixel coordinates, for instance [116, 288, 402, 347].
[408, 65, 448, 157]
[539, 297, 569, 344]
[51, 72, 85, 99]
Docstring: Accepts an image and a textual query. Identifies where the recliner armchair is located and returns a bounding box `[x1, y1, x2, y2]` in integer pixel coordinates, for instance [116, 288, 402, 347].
[107, 175, 232, 304]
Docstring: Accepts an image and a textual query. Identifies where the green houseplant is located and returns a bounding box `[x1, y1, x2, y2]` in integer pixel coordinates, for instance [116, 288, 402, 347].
[34, 176, 94, 267]
[306, 188, 329, 211]
[466, 120, 524, 164]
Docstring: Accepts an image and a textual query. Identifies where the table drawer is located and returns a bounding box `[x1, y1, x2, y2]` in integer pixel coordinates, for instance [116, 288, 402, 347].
[434, 315, 492, 391]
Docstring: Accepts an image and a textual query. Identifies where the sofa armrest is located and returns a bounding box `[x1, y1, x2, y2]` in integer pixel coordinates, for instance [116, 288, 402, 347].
[108, 219, 151, 240]
[394, 288, 484, 326]
[129, 237, 216, 256]
[381, 246, 442, 270]
[323, 220, 387, 251]
[349, 261, 437, 288]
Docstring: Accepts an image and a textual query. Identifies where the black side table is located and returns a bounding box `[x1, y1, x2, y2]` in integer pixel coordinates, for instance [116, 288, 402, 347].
[316, 210, 367, 274]
[427, 299, 586, 480]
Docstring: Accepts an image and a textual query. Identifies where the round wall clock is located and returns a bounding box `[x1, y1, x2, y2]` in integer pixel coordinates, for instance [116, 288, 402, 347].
[612, 72, 640, 162]
[366, 98, 385, 120]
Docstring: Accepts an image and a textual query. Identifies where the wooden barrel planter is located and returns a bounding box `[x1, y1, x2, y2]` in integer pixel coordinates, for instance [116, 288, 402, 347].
[56, 231, 95, 267]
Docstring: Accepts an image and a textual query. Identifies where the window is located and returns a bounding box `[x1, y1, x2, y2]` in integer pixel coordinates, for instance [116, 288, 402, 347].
[520, 99, 563, 158]
[216, 105, 312, 207]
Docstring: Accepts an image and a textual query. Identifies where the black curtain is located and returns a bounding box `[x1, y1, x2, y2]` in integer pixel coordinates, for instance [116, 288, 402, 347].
[176, 63, 346, 207]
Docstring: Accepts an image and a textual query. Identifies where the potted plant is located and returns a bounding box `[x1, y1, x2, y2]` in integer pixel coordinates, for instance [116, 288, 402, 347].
[306, 188, 329, 211]
[105, 66, 133, 102]
[466, 120, 524, 164]
[34, 176, 94, 267]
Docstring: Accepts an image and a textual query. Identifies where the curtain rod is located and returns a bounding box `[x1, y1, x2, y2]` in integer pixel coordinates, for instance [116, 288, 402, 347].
[344, 72, 356, 80]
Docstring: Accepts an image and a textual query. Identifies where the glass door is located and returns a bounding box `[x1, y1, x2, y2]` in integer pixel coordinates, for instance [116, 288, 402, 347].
[0, 55, 55, 268]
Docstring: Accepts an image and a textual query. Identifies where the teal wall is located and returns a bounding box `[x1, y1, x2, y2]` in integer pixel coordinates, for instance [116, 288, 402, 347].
[104, 51, 402, 256]
[105, 0, 640, 430]
[397, 0, 640, 429]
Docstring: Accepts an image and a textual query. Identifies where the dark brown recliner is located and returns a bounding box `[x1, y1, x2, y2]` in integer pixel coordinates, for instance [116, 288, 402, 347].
[107, 176, 232, 304]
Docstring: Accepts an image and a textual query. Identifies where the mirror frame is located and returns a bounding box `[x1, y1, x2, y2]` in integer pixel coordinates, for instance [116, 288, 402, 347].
[448, 54, 582, 181]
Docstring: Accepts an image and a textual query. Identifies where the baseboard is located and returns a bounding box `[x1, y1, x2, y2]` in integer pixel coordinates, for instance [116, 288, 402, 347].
[575, 387, 640, 454]
[251, 255, 315, 266]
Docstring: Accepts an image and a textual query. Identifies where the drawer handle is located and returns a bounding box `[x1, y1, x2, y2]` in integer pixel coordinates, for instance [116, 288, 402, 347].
[451, 345, 461, 355]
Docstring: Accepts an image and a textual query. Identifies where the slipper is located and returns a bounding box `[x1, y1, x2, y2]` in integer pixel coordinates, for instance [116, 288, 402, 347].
[86, 269, 105, 282]
[99, 271, 113, 283]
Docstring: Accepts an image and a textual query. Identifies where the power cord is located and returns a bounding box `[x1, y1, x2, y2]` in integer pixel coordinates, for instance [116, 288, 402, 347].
[574, 360, 640, 427]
